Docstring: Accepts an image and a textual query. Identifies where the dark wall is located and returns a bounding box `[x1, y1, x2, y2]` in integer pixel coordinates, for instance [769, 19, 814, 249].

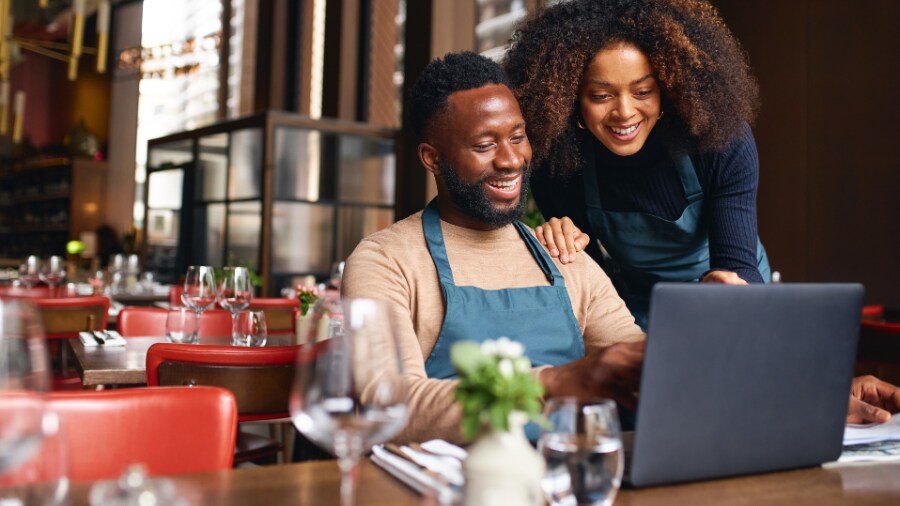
[714, 0, 900, 306]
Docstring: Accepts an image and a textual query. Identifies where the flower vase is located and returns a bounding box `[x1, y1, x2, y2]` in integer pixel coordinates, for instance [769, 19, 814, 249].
[463, 411, 545, 506]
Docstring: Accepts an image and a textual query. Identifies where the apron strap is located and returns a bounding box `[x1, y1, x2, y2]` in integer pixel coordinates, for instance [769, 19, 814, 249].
[581, 135, 606, 238]
[672, 152, 703, 204]
[422, 199, 457, 287]
[514, 221, 562, 285]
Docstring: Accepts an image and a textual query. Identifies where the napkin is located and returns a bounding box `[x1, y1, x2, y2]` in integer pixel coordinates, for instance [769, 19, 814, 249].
[370, 440, 467, 504]
[78, 330, 127, 347]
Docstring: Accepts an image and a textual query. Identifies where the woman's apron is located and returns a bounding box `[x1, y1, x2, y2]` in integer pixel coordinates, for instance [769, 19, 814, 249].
[583, 150, 770, 330]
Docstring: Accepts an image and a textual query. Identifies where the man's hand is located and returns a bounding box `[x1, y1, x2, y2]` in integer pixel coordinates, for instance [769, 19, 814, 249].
[847, 375, 900, 424]
[540, 341, 645, 411]
[534, 217, 590, 264]
[701, 270, 748, 285]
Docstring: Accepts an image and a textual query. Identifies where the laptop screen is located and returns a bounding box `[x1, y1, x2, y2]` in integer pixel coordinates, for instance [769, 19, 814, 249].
[629, 283, 863, 487]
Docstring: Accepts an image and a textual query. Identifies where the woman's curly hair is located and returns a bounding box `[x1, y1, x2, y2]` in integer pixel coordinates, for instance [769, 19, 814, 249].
[503, 0, 759, 175]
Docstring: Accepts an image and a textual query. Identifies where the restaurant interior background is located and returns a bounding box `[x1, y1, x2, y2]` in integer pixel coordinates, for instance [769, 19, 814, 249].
[1, 0, 898, 306]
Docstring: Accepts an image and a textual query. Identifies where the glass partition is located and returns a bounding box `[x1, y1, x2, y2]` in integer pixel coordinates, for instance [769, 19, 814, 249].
[148, 139, 194, 168]
[197, 134, 228, 201]
[193, 202, 225, 267]
[336, 136, 395, 205]
[273, 128, 324, 201]
[146, 113, 396, 294]
[226, 201, 262, 270]
[229, 128, 263, 199]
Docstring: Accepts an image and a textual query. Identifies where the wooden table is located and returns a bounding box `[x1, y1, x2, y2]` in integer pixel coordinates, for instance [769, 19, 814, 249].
[62, 459, 900, 505]
[68, 335, 297, 388]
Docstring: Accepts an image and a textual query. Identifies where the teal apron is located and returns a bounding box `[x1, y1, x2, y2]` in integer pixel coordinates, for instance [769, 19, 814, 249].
[422, 200, 585, 439]
[583, 148, 770, 330]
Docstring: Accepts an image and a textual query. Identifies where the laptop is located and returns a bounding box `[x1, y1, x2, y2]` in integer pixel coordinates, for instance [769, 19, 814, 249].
[627, 283, 864, 488]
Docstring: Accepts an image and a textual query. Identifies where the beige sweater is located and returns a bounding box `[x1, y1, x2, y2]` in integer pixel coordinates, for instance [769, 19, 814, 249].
[342, 211, 644, 443]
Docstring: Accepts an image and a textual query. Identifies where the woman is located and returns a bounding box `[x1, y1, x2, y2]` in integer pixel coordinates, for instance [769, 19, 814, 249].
[504, 0, 770, 327]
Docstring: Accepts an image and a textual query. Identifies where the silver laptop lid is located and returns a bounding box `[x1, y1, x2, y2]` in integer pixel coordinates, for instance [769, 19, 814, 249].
[629, 283, 863, 487]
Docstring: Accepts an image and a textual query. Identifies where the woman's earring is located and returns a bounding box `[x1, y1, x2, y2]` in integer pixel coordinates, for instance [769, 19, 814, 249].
[577, 119, 586, 130]
[658, 110, 664, 120]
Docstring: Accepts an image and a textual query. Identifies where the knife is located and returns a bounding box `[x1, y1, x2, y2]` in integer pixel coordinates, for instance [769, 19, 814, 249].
[93, 331, 106, 345]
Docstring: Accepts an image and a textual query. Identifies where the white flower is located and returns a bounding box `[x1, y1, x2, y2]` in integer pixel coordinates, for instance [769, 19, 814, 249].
[494, 337, 524, 358]
[498, 358, 515, 378]
[480, 340, 498, 357]
[514, 356, 531, 373]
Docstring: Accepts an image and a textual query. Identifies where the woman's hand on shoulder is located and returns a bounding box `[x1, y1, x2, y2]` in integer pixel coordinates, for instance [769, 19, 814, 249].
[534, 216, 590, 264]
[701, 270, 748, 285]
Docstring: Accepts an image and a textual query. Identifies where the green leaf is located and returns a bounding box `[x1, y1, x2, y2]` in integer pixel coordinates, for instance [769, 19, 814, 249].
[451, 341, 487, 377]
[462, 413, 480, 440]
[489, 402, 510, 433]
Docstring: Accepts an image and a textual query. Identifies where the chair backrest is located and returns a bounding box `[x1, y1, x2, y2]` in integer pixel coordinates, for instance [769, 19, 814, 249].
[30, 296, 109, 339]
[249, 298, 299, 335]
[47, 387, 237, 482]
[146, 343, 298, 422]
[169, 284, 183, 307]
[0, 285, 52, 298]
[118, 307, 233, 337]
[861, 305, 900, 333]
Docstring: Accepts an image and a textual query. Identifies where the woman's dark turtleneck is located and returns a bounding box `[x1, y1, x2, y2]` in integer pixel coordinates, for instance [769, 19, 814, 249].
[579, 123, 764, 283]
[589, 126, 689, 221]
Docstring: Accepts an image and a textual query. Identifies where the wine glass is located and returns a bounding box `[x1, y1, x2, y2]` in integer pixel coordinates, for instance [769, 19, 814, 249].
[182, 266, 217, 319]
[217, 267, 253, 341]
[0, 299, 64, 504]
[18, 256, 41, 289]
[290, 298, 408, 506]
[39, 256, 67, 294]
[538, 398, 624, 506]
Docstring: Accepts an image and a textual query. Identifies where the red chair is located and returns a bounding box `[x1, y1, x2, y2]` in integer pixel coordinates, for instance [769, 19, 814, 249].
[0, 285, 52, 298]
[31, 296, 110, 390]
[249, 297, 300, 336]
[2, 387, 237, 483]
[118, 307, 233, 337]
[169, 284, 184, 307]
[861, 305, 900, 332]
[857, 305, 900, 385]
[146, 343, 299, 464]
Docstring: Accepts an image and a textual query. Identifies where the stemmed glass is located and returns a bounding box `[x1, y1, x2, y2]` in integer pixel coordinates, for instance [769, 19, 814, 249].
[290, 298, 408, 506]
[217, 267, 253, 342]
[182, 266, 217, 319]
[0, 299, 66, 504]
[538, 398, 624, 506]
[38, 256, 67, 294]
[18, 256, 41, 289]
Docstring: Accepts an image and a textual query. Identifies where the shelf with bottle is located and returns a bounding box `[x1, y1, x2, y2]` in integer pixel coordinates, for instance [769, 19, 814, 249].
[0, 155, 106, 260]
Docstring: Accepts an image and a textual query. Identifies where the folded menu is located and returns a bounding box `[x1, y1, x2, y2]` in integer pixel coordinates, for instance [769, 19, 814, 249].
[78, 330, 127, 347]
[821, 416, 900, 467]
[844, 415, 900, 446]
[370, 440, 467, 504]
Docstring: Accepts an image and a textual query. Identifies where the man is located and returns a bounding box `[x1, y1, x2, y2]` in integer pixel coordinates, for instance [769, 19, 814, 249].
[343, 52, 644, 443]
[343, 52, 899, 443]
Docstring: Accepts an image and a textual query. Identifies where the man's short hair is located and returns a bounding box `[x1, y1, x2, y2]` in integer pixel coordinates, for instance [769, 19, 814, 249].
[408, 51, 512, 141]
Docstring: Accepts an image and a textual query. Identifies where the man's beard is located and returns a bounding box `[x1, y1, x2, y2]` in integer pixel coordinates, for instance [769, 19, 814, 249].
[439, 159, 531, 228]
